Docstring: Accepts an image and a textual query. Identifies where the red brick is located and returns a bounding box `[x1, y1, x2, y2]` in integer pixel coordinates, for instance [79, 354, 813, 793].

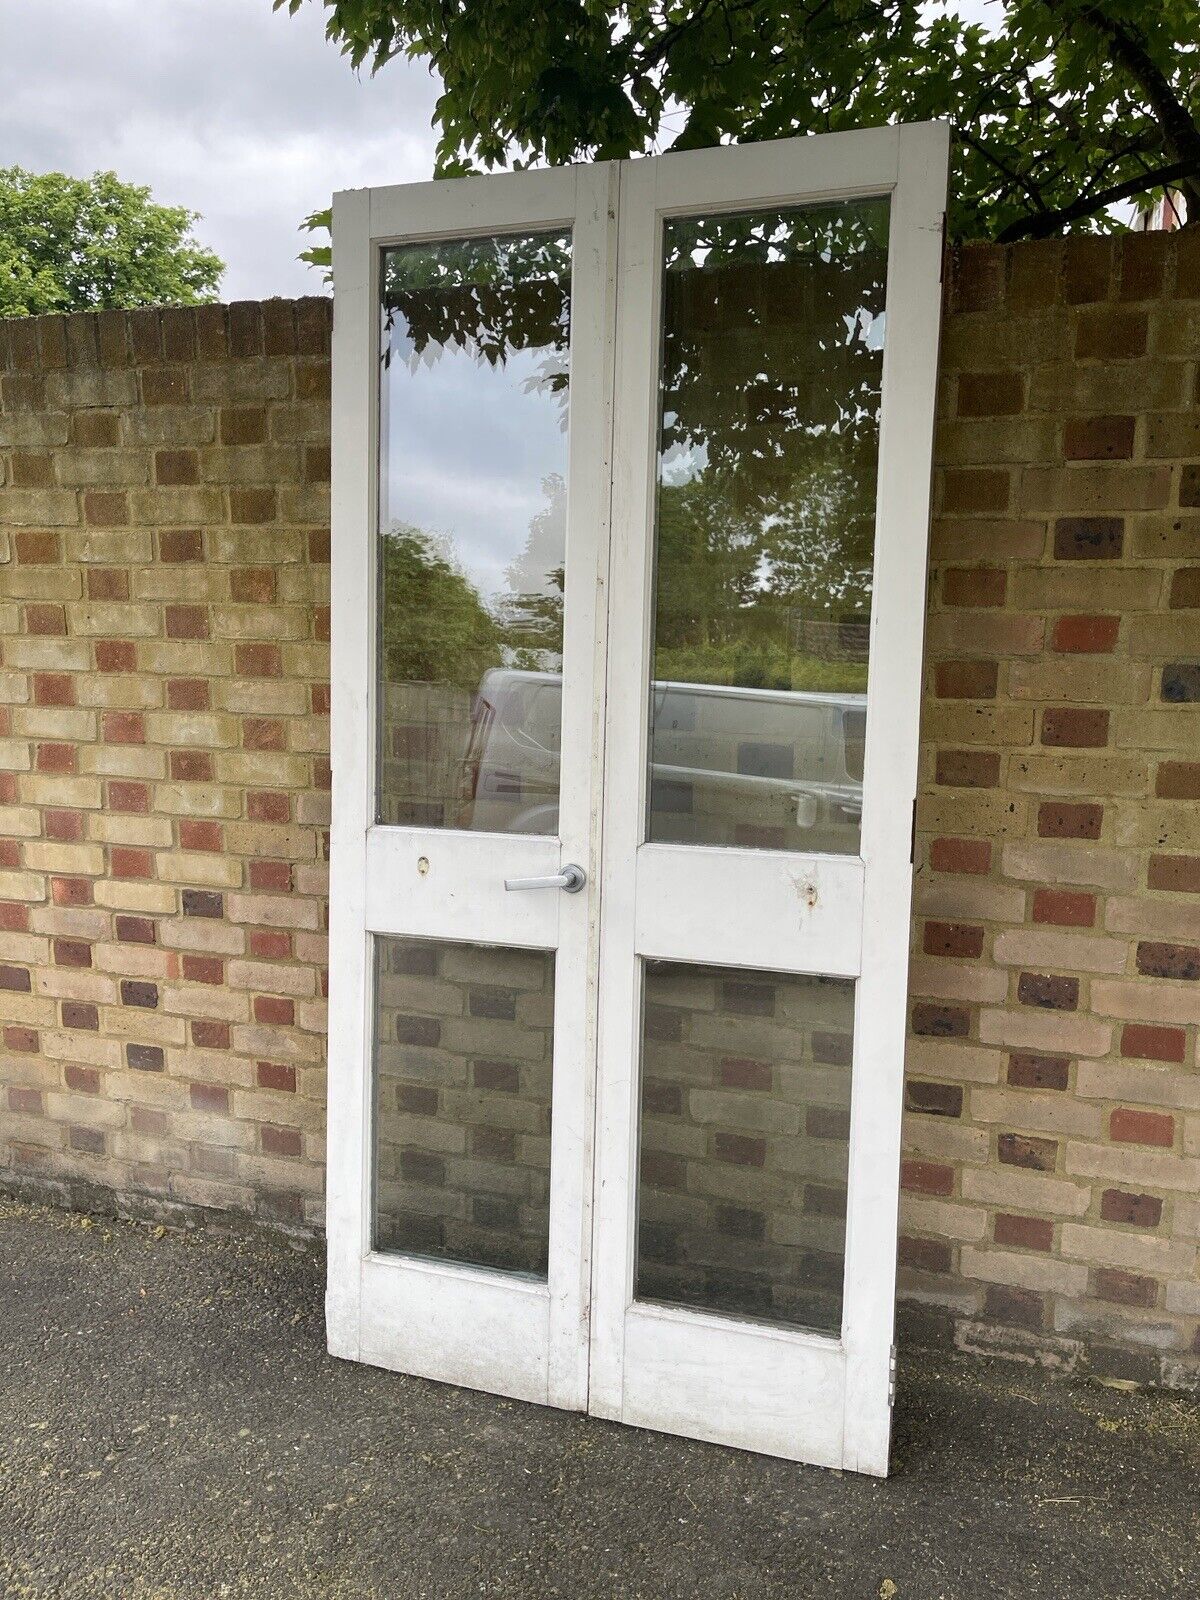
[1032, 888, 1095, 927]
[935, 659, 998, 699]
[4, 1026, 38, 1053]
[1101, 1189, 1163, 1228]
[929, 837, 992, 874]
[1053, 516, 1123, 560]
[88, 569, 129, 601]
[1148, 854, 1200, 894]
[230, 568, 276, 604]
[167, 678, 210, 711]
[107, 779, 149, 813]
[249, 929, 291, 960]
[1018, 972, 1078, 1011]
[192, 1020, 231, 1049]
[165, 605, 209, 640]
[1120, 1023, 1186, 1063]
[984, 1283, 1045, 1331]
[1093, 1267, 1157, 1308]
[32, 673, 75, 707]
[994, 1213, 1053, 1251]
[1110, 1108, 1174, 1148]
[179, 820, 223, 852]
[170, 751, 213, 782]
[102, 711, 145, 744]
[1041, 707, 1108, 748]
[1168, 565, 1200, 608]
[115, 915, 156, 945]
[998, 1132, 1057, 1171]
[1136, 941, 1200, 981]
[904, 1080, 963, 1117]
[900, 1159, 954, 1197]
[64, 1064, 100, 1094]
[1156, 762, 1200, 800]
[37, 743, 76, 774]
[713, 1131, 766, 1167]
[898, 1235, 952, 1274]
[244, 718, 286, 753]
[254, 996, 294, 1026]
[182, 955, 224, 985]
[45, 810, 82, 841]
[83, 491, 128, 527]
[1062, 416, 1134, 460]
[25, 603, 65, 635]
[111, 847, 154, 879]
[96, 640, 136, 673]
[249, 860, 291, 892]
[235, 643, 282, 678]
[247, 791, 290, 823]
[256, 1060, 296, 1092]
[912, 1002, 970, 1038]
[719, 1056, 772, 1091]
[190, 1081, 229, 1113]
[8, 1087, 42, 1114]
[15, 531, 60, 564]
[51, 876, 92, 907]
[1038, 802, 1102, 840]
[53, 939, 91, 968]
[1051, 615, 1119, 654]
[261, 1124, 302, 1159]
[159, 529, 204, 562]
[923, 921, 985, 959]
[154, 449, 199, 486]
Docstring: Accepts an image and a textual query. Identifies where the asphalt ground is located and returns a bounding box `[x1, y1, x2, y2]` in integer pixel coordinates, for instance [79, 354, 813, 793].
[1, 1196, 1197, 1599]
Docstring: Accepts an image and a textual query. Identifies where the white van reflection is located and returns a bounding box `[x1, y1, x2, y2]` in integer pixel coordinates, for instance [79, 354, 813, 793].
[456, 668, 865, 851]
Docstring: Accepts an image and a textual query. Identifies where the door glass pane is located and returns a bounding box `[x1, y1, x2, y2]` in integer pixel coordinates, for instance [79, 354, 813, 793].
[377, 231, 572, 833]
[373, 936, 554, 1277]
[636, 959, 854, 1333]
[647, 200, 888, 854]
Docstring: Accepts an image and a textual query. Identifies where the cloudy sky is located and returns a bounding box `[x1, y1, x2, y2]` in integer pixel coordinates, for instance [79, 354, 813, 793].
[0, 1, 1000, 303]
[0, 0, 441, 300]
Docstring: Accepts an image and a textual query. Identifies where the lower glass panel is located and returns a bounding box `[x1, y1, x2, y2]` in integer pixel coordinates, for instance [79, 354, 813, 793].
[636, 959, 854, 1333]
[373, 936, 554, 1277]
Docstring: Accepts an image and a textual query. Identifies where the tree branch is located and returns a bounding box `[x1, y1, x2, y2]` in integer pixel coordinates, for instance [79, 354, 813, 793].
[996, 160, 1194, 241]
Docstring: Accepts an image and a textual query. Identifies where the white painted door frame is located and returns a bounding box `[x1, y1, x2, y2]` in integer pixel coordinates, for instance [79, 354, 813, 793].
[327, 122, 948, 1474]
[590, 122, 948, 1475]
[326, 161, 618, 1410]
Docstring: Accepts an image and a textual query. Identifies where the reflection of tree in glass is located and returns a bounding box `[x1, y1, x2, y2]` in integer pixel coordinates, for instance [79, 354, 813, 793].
[381, 232, 571, 400]
[380, 523, 500, 690]
[654, 201, 885, 696]
[497, 473, 566, 669]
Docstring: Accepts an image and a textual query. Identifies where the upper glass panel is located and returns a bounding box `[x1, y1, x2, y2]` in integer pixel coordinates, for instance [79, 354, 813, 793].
[646, 199, 889, 855]
[377, 231, 572, 831]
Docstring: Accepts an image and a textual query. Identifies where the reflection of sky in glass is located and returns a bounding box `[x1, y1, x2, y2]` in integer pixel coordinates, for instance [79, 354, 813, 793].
[383, 314, 568, 606]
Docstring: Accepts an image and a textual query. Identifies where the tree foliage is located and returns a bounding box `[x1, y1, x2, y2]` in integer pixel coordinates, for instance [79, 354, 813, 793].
[0, 167, 224, 317]
[283, 0, 1199, 242]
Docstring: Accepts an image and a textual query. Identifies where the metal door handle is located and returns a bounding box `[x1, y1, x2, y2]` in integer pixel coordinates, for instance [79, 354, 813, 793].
[504, 863, 586, 893]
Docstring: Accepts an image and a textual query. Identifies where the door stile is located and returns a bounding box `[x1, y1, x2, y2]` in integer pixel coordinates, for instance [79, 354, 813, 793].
[839, 119, 949, 1475]
[326, 184, 375, 1360]
[545, 160, 621, 1410]
[588, 151, 663, 1422]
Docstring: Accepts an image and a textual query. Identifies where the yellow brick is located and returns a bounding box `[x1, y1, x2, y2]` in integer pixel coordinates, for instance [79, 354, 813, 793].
[22, 841, 106, 875]
[155, 851, 243, 888]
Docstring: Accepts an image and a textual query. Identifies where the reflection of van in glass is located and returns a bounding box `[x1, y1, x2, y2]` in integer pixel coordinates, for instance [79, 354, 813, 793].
[457, 669, 866, 853]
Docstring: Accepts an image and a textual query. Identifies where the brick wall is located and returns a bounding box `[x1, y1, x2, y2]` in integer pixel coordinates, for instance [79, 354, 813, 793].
[904, 231, 1200, 1385]
[0, 231, 1197, 1384]
[0, 300, 332, 1229]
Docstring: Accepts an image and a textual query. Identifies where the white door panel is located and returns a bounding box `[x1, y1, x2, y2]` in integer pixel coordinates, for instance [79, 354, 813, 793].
[328, 124, 948, 1473]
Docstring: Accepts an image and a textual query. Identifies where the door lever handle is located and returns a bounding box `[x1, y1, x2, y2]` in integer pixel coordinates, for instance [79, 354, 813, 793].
[504, 863, 586, 893]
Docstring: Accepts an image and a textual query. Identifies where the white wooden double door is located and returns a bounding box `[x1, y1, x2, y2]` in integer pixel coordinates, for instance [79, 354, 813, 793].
[327, 123, 947, 1475]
